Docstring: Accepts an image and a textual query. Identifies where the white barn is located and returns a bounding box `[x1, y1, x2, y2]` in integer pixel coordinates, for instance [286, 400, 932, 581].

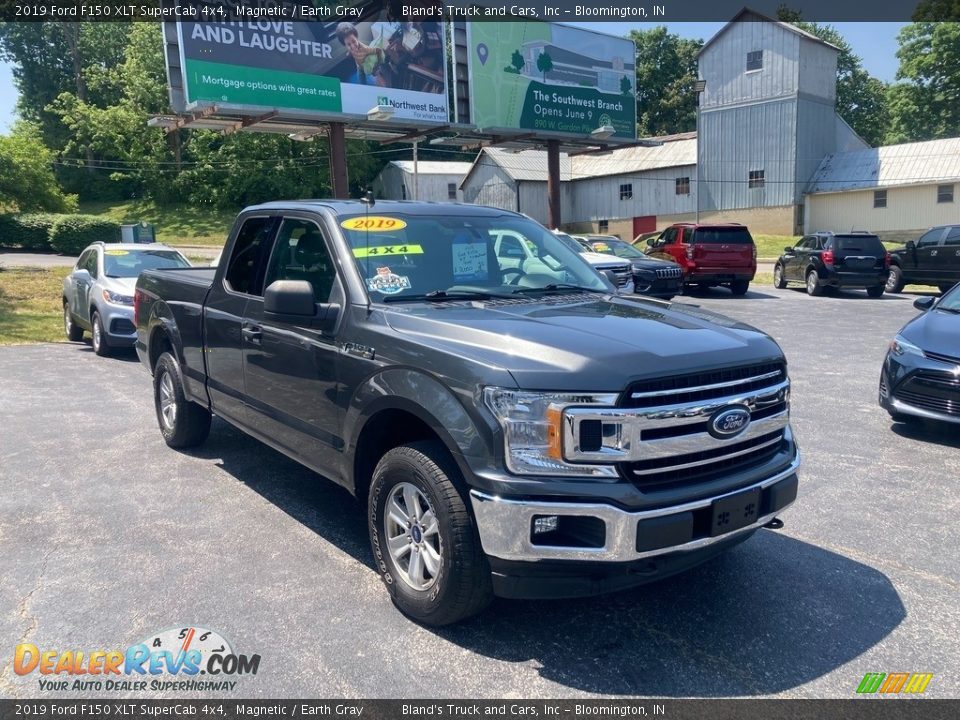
[372, 161, 474, 203]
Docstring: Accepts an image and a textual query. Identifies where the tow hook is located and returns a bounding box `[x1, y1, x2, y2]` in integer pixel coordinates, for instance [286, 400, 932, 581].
[763, 517, 784, 530]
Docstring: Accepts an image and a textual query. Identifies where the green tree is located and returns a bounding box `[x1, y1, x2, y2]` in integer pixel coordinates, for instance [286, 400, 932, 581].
[511, 50, 524, 73]
[620, 75, 633, 96]
[628, 27, 703, 137]
[0, 123, 77, 212]
[776, 14, 890, 146]
[911, 0, 960, 20]
[536, 51, 553, 82]
[886, 22, 960, 143]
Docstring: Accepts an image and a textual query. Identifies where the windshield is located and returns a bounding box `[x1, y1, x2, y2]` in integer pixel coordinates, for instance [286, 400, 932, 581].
[339, 213, 608, 301]
[834, 236, 885, 254]
[937, 284, 960, 311]
[103, 249, 190, 278]
[693, 228, 754, 244]
[587, 237, 645, 259]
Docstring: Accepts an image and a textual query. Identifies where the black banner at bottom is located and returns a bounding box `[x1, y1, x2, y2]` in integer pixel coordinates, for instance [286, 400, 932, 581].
[0, 700, 958, 720]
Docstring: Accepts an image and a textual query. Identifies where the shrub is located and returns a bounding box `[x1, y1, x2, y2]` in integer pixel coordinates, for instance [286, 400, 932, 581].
[0, 213, 58, 251]
[49, 215, 120, 255]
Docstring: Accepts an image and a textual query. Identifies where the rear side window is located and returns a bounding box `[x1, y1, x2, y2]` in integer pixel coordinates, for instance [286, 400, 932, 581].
[833, 236, 885, 254]
[692, 228, 754, 244]
[264, 218, 336, 302]
[225, 217, 277, 296]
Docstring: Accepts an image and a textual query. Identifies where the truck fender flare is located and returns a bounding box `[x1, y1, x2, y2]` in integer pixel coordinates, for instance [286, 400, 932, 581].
[146, 302, 185, 371]
[344, 368, 493, 486]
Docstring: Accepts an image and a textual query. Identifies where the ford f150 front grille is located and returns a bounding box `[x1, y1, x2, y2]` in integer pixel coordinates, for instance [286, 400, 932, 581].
[561, 363, 790, 489]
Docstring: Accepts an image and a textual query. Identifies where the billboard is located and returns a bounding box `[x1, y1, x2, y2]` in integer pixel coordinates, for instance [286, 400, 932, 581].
[175, 2, 448, 123]
[467, 23, 637, 140]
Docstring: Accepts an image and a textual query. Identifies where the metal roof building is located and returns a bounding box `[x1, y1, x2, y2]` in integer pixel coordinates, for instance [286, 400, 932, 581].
[373, 160, 474, 203]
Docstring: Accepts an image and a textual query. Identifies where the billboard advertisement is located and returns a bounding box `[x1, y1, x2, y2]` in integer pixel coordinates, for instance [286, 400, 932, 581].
[176, 2, 448, 122]
[467, 23, 637, 140]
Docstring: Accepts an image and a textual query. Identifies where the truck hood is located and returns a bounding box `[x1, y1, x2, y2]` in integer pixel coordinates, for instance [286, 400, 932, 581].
[382, 295, 783, 391]
[580, 252, 628, 267]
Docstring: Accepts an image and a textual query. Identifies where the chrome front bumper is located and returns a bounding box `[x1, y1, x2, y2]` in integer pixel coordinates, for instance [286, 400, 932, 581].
[470, 452, 799, 563]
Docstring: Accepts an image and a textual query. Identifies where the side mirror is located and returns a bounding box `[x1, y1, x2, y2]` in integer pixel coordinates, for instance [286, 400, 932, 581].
[645, 238, 656, 248]
[264, 280, 340, 330]
[74, 268, 91, 279]
[905, 240, 916, 251]
[913, 296, 935, 311]
[784, 246, 794, 253]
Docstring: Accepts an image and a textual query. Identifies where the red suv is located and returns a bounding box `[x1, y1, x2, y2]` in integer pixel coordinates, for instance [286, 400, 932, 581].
[644, 223, 757, 295]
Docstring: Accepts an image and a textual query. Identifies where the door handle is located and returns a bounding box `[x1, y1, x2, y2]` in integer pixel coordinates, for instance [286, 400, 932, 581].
[242, 326, 263, 345]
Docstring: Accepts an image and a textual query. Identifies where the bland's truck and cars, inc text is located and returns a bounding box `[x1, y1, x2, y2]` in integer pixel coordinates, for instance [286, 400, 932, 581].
[134, 200, 799, 625]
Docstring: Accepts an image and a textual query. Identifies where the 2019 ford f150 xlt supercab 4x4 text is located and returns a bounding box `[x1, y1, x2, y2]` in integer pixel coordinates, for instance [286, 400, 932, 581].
[135, 200, 800, 626]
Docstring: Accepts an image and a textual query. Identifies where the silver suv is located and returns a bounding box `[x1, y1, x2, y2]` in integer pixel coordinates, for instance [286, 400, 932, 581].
[63, 243, 190, 355]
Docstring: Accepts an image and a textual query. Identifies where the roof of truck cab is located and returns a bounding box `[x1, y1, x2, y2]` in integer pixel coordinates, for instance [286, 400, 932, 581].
[242, 200, 523, 218]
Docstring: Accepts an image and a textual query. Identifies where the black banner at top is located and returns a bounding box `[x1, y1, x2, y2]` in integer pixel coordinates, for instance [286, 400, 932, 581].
[0, 0, 956, 22]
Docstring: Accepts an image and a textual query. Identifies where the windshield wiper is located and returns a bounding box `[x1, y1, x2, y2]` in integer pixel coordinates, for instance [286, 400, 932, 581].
[935, 306, 960, 314]
[381, 289, 512, 303]
[512, 283, 606, 295]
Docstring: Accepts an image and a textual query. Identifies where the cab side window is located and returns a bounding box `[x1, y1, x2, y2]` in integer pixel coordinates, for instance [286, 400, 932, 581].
[225, 217, 277, 296]
[917, 229, 943, 248]
[661, 228, 678, 245]
[264, 218, 336, 303]
[942, 227, 960, 246]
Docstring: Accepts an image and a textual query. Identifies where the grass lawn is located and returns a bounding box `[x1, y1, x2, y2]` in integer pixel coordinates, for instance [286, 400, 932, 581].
[0, 267, 71, 345]
[79, 200, 235, 248]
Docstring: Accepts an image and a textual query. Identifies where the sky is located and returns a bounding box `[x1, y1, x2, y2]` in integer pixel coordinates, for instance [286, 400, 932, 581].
[0, 21, 907, 133]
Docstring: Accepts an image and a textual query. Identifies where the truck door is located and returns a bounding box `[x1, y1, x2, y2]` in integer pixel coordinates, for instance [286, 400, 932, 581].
[241, 215, 344, 473]
[942, 226, 960, 286]
[912, 227, 946, 282]
[207, 214, 279, 428]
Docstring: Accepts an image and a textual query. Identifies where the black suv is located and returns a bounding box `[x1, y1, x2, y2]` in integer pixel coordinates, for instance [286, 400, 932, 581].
[886, 225, 960, 294]
[774, 232, 889, 297]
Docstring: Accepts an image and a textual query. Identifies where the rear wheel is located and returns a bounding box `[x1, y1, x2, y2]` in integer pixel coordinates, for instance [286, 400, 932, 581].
[773, 264, 787, 289]
[885, 265, 905, 293]
[806, 270, 823, 297]
[90, 310, 110, 356]
[63, 301, 83, 341]
[368, 441, 493, 626]
[866, 285, 885, 298]
[730, 280, 750, 296]
[153, 352, 211, 448]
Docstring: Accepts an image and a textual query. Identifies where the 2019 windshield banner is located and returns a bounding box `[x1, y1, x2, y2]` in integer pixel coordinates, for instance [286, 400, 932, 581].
[0, 0, 954, 22]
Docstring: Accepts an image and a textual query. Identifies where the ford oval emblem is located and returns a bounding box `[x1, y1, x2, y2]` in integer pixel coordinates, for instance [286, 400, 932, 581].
[709, 406, 751, 439]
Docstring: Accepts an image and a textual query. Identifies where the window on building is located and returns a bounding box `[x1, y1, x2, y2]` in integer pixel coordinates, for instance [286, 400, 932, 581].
[675, 177, 691, 195]
[746, 50, 763, 72]
[748, 170, 765, 189]
[448, 183, 457, 200]
[598, 220, 609, 233]
[619, 183, 633, 200]
[937, 184, 954, 203]
[874, 190, 887, 208]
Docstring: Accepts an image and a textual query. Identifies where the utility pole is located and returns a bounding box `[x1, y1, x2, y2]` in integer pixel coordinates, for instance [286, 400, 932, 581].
[547, 139, 561, 229]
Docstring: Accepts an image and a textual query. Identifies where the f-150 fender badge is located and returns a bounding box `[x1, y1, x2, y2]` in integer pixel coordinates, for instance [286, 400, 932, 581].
[708, 405, 751, 439]
[338, 342, 375, 360]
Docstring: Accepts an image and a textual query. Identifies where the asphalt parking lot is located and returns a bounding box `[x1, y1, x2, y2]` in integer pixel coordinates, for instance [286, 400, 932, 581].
[1, 284, 958, 699]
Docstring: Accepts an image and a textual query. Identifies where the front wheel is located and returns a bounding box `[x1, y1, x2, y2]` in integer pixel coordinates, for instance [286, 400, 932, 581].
[64, 302, 83, 341]
[153, 352, 211, 448]
[806, 270, 824, 296]
[368, 441, 493, 626]
[91, 310, 110, 356]
[730, 280, 750, 296]
[773, 264, 787, 289]
[885, 266, 905, 293]
[866, 285, 885, 298]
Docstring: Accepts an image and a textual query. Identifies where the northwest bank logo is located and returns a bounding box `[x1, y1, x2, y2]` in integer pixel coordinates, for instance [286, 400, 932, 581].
[856, 672, 933, 695]
[13, 626, 260, 692]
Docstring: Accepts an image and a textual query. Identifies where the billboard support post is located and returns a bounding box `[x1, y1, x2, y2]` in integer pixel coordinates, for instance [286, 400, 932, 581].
[547, 139, 561, 229]
[329, 122, 349, 200]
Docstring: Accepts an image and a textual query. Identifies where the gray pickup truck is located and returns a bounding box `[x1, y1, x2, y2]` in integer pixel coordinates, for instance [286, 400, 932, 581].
[135, 200, 799, 625]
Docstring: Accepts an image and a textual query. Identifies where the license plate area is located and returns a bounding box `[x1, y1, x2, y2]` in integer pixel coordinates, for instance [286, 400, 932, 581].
[710, 487, 761, 537]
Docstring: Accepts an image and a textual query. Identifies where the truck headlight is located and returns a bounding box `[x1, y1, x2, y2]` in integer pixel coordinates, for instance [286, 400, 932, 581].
[482, 387, 618, 477]
[102, 289, 134, 305]
[890, 334, 923, 358]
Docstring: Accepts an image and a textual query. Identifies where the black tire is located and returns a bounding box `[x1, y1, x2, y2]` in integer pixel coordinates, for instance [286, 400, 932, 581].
[63, 301, 83, 341]
[90, 310, 110, 356]
[153, 352, 211, 449]
[866, 285, 885, 298]
[885, 265, 905, 293]
[773, 264, 787, 289]
[368, 441, 493, 626]
[939, 283, 956, 294]
[730, 279, 750, 296]
[806, 270, 824, 297]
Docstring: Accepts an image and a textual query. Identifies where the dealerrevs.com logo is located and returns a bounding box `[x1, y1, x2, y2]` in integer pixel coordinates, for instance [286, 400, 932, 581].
[13, 626, 260, 692]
